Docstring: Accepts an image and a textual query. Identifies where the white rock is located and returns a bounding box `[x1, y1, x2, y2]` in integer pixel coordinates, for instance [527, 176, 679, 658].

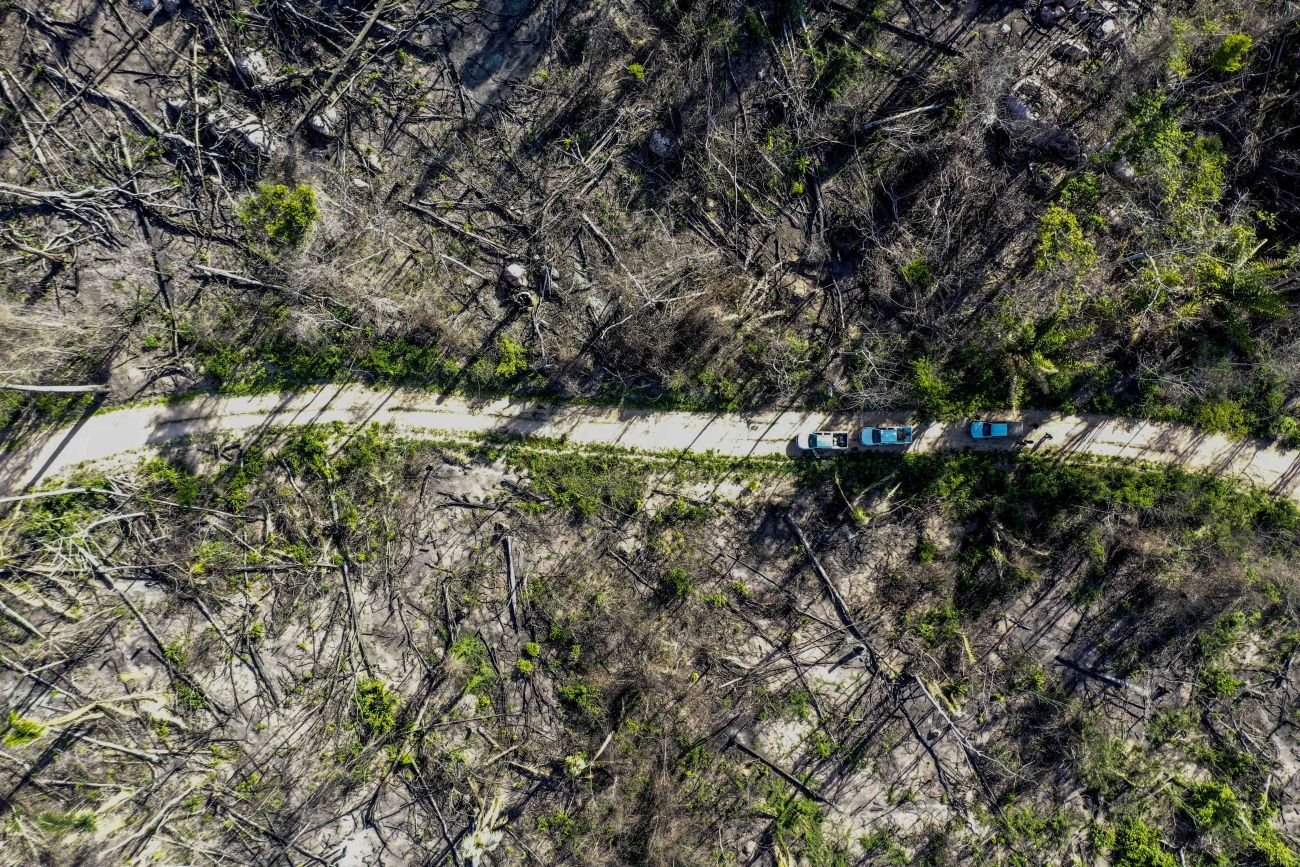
[649, 128, 677, 159]
[1094, 18, 1118, 39]
[503, 263, 528, 287]
[216, 112, 271, 155]
[237, 52, 273, 87]
[308, 106, 340, 137]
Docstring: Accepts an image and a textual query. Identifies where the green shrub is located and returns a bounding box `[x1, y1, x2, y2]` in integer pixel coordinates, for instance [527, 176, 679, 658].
[1198, 665, 1242, 699]
[626, 62, 646, 80]
[660, 566, 692, 600]
[34, 811, 97, 835]
[494, 335, 528, 380]
[1110, 817, 1176, 867]
[3, 712, 45, 747]
[1191, 397, 1249, 438]
[910, 357, 954, 418]
[1208, 33, 1252, 73]
[900, 258, 934, 289]
[1035, 205, 1096, 271]
[558, 681, 602, 715]
[239, 183, 319, 248]
[814, 42, 863, 102]
[355, 677, 400, 739]
[916, 538, 939, 563]
[909, 604, 961, 648]
[760, 785, 851, 867]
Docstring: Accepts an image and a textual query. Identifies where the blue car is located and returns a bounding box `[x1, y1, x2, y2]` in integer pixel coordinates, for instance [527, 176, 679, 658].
[970, 421, 1014, 439]
[860, 426, 914, 446]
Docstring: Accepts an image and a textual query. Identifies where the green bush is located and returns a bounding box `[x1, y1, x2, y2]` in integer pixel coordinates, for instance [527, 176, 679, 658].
[900, 258, 933, 289]
[34, 811, 97, 835]
[1191, 397, 1249, 438]
[1208, 34, 1252, 73]
[3, 712, 45, 747]
[355, 677, 400, 740]
[909, 604, 961, 648]
[1035, 205, 1096, 271]
[558, 681, 602, 715]
[239, 183, 319, 248]
[660, 565, 693, 600]
[1111, 817, 1176, 867]
[494, 335, 528, 380]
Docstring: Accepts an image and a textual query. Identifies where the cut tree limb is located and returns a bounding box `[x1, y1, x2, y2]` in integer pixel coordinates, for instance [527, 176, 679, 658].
[0, 383, 110, 393]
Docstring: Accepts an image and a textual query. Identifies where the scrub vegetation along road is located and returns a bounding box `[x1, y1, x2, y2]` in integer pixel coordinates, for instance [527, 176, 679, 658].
[8, 386, 1300, 501]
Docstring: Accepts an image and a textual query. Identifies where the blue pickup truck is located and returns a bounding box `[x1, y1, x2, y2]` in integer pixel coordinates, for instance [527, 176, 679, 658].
[970, 421, 1021, 439]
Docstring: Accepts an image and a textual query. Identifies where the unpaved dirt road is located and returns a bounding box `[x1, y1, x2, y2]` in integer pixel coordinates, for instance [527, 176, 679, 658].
[4, 385, 1300, 500]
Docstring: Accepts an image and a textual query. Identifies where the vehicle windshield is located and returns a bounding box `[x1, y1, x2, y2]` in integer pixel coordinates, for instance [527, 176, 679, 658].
[982, 423, 992, 436]
[871, 430, 882, 444]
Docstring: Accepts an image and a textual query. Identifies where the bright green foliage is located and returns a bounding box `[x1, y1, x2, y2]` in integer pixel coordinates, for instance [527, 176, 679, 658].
[355, 677, 400, 740]
[509, 450, 650, 517]
[859, 829, 908, 864]
[916, 538, 938, 563]
[1111, 817, 1176, 867]
[1208, 34, 1252, 73]
[1121, 94, 1225, 221]
[993, 804, 1076, 857]
[4, 712, 45, 747]
[909, 604, 961, 648]
[1035, 205, 1096, 271]
[1060, 171, 1103, 215]
[558, 681, 602, 715]
[1179, 781, 1300, 866]
[1199, 665, 1242, 699]
[999, 309, 1095, 406]
[900, 258, 933, 289]
[450, 635, 496, 697]
[1182, 780, 1243, 832]
[1191, 398, 1249, 438]
[660, 565, 692, 600]
[494, 336, 528, 380]
[523, 641, 541, 658]
[239, 183, 319, 248]
[812, 42, 863, 102]
[34, 811, 98, 835]
[760, 784, 851, 867]
[515, 658, 535, 675]
[143, 457, 199, 506]
[910, 357, 959, 419]
[626, 62, 646, 80]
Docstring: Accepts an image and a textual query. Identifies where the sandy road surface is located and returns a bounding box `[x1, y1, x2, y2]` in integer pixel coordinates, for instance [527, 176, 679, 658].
[4, 385, 1300, 500]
